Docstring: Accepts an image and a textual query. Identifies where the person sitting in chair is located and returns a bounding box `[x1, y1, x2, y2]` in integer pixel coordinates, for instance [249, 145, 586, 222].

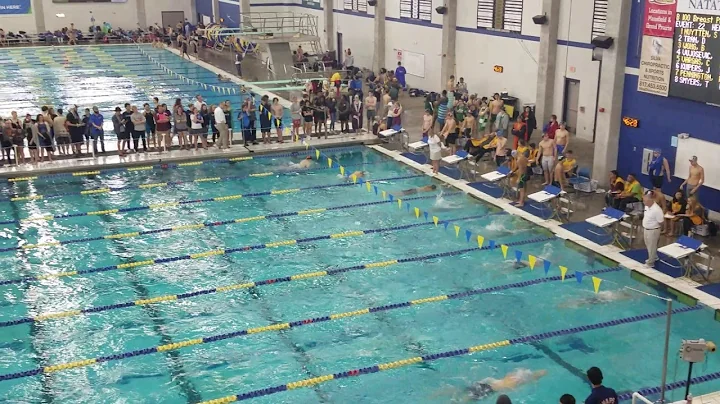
[553, 149, 577, 191]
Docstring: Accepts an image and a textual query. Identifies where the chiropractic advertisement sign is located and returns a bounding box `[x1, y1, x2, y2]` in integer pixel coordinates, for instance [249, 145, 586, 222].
[0, 0, 30, 14]
[644, 0, 678, 37]
[638, 35, 673, 96]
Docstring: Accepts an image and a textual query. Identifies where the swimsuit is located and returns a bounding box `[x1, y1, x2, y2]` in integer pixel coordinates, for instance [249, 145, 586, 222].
[517, 172, 529, 188]
[556, 144, 565, 154]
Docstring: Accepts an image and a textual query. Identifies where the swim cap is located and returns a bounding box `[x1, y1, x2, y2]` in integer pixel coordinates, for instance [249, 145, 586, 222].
[306, 156, 312, 160]
[511, 150, 518, 158]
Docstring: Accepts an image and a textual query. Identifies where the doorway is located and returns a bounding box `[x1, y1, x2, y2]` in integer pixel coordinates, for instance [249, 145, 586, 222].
[562, 78, 580, 133]
[336, 32, 343, 64]
[162, 11, 185, 30]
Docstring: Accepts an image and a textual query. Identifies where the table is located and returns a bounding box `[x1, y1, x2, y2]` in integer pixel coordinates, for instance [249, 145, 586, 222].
[658, 236, 709, 281]
[586, 207, 628, 248]
[526, 185, 565, 221]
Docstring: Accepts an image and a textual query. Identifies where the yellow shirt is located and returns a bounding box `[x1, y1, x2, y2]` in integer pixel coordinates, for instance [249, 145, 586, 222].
[517, 145, 529, 157]
[330, 72, 341, 82]
[529, 148, 539, 162]
[561, 158, 576, 171]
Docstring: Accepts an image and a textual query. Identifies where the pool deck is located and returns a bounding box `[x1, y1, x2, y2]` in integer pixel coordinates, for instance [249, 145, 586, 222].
[0, 134, 379, 178]
[673, 392, 720, 403]
[369, 145, 720, 316]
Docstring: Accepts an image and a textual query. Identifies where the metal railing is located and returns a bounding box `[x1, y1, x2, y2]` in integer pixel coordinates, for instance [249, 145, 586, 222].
[239, 12, 320, 39]
[631, 392, 654, 404]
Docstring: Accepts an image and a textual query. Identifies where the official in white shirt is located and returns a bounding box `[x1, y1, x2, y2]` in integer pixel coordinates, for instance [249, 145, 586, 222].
[214, 102, 229, 149]
[643, 191, 665, 267]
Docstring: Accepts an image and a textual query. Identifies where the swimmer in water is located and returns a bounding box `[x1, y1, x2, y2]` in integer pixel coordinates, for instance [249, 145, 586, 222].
[434, 368, 546, 402]
[395, 184, 438, 196]
[512, 260, 531, 269]
[466, 369, 546, 401]
[558, 289, 635, 308]
[298, 156, 313, 169]
[346, 170, 365, 181]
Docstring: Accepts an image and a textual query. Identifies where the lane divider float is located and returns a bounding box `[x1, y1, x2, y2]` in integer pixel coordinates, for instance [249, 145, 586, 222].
[0, 234, 554, 328]
[2, 160, 388, 204]
[0, 213, 507, 287]
[0, 193, 462, 253]
[0, 265, 628, 382]
[0, 174, 424, 226]
[4, 146, 364, 183]
[196, 305, 703, 403]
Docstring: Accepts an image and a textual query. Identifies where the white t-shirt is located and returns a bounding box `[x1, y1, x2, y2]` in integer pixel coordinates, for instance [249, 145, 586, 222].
[428, 135, 442, 154]
[643, 202, 664, 230]
[214, 106, 226, 124]
[194, 100, 206, 111]
[191, 113, 203, 130]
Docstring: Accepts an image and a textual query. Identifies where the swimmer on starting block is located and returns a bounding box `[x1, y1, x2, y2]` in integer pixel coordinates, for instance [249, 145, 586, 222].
[434, 368, 546, 402]
[395, 184, 438, 196]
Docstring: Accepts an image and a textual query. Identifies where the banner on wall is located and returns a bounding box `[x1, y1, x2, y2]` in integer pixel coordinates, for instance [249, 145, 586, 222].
[644, 0, 677, 37]
[677, 0, 720, 15]
[0, 0, 30, 15]
[637, 35, 673, 97]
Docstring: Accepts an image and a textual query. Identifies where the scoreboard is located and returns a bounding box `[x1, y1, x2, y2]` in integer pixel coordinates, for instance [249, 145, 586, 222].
[669, 11, 720, 103]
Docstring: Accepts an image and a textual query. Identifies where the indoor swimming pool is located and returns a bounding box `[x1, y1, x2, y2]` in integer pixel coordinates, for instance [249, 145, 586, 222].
[0, 44, 292, 143]
[0, 145, 719, 403]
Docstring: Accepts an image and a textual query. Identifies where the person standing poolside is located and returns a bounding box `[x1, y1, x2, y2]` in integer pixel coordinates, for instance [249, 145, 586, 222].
[122, 103, 133, 153]
[439, 112, 457, 154]
[489, 93, 504, 124]
[647, 148, 671, 189]
[143, 103, 157, 151]
[35, 114, 53, 162]
[67, 106, 84, 156]
[52, 108, 70, 156]
[155, 104, 172, 152]
[643, 191, 664, 267]
[200, 104, 211, 146]
[428, 131, 444, 174]
[554, 121, 570, 155]
[112, 107, 127, 157]
[246, 96, 258, 144]
[314, 94, 328, 138]
[301, 100, 313, 140]
[679, 155, 704, 197]
[173, 104, 189, 150]
[511, 149, 529, 207]
[271, 97, 285, 143]
[365, 91, 377, 128]
[538, 133, 557, 185]
[89, 107, 105, 154]
[585, 367, 618, 404]
[130, 105, 147, 152]
[223, 100, 233, 145]
[189, 105, 206, 150]
[290, 96, 302, 141]
[258, 96, 272, 144]
[214, 102, 229, 149]
[9, 111, 24, 164]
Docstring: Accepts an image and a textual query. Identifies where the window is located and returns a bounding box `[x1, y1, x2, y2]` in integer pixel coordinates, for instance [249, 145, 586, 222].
[591, 0, 608, 39]
[302, 0, 321, 7]
[344, 0, 367, 12]
[400, 0, 432, 21]
[476, 0, 522, 32]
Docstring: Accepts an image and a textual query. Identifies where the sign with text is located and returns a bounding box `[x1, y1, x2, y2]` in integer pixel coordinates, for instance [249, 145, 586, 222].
[638, 35, 673, 96]
[677, 0, 720, 15]
[0, 0, 30, 14]
[644, 0, 677, 37]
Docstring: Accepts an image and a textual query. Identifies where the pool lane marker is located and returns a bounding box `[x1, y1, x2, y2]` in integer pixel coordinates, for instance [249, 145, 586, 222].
[2, 160, 387, 204]
[618, 370, 720, 402]
[0, 265, 630, 382]
[0, 213, 505, 287]
[0, 235, 555, 328]
[0, 192, 462, 253]
[194, 304, 702, 404]
[4, 146, 364, 183]
[0, 174, 424, 226]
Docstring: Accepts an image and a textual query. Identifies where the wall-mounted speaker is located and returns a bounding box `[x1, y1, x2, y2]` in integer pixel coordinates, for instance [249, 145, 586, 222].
[435, 6, 447, 14]
[532, 15, 547, 25]
[368, 0, 377, 6]
[591, 35, 614, 49]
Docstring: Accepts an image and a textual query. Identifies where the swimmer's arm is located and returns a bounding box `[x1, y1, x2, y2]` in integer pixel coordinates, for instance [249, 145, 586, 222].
[663, 158, 672, 181]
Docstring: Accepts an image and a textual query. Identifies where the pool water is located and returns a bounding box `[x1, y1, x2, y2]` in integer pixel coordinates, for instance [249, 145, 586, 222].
[0, 45, 292, 142]
[0, 146, 719, 403]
